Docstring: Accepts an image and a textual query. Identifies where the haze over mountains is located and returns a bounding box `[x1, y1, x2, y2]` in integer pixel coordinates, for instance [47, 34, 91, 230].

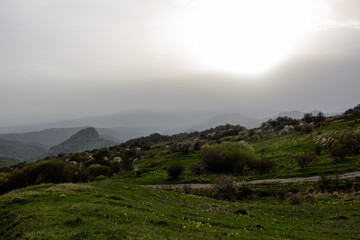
[0, 108, 336, 134]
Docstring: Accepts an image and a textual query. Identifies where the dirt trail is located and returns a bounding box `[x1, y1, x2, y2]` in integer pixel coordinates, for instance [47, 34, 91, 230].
[142, 171, 360, 189]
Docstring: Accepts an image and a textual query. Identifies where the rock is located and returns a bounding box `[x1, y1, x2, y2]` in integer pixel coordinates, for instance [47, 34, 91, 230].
[279, 125, 293, 135]
[207, 132, 217, 138]
[236, 130, 249, 141]
[177, 142, 192, 154]
[261, 122, 274, 133]
[112, 156, 122, 163]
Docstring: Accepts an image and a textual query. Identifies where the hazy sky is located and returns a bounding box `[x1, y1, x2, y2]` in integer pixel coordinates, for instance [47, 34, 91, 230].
[1, 0, 360, 125]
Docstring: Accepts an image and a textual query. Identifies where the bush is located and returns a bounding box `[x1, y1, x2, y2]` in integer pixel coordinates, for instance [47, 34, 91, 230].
[296, 153, 317, 168]
[199, 142, 260, 174]
[330, 144, 346, 161]
[288, 195, 302, 205]
[314, 145, 322, 156]
[303, 113, 313, 123]
[0, 160, 85, 195]
[191, 161, 205, 175]
[267, 117, 298, 131]
[213, 176, 236, 192]
[301, 123, 314, 133]
[252, 158, 276, 174]
[236, 183, 254, 200]
[318, 174, 333, 192]
[85, 164, 113, 181]
[176, 142, 192, 154]
[340, 131, 360, 155]
[121, 158, 134, 171]
[167, 164, 184, 179]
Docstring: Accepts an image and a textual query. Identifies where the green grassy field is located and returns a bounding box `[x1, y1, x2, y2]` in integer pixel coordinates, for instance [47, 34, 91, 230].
[1, 179, 360, 240]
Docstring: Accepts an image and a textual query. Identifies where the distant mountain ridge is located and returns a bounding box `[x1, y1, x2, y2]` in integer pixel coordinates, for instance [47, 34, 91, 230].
[275, 110, 338, 119]
[0, 127, 86, 148]
[0, 139, 47, 161]
[46, 127, 115, 157]
[187, 112, 259, 131]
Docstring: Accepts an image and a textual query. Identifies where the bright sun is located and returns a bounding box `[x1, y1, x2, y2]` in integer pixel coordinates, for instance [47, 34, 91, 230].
[173, 0, 330, 75]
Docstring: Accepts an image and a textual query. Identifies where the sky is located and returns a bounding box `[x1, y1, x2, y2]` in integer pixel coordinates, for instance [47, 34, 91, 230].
[1, 0, 360, 126]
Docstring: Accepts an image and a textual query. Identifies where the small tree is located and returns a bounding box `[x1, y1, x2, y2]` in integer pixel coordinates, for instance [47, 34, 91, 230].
[296, 153, 317, 168]
[167, 164, 184, 179]
[330, 144, 346, 162]
[214, 176, 236, 193]
[314, 112, 325, 123]
[303, 113, 313, 123]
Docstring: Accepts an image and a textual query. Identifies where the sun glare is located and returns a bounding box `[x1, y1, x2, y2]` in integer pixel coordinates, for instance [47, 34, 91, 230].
[173, 0, 330, 75]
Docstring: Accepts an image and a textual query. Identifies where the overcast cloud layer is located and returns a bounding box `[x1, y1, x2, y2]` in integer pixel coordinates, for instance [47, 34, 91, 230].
[1, 0, 360, 126]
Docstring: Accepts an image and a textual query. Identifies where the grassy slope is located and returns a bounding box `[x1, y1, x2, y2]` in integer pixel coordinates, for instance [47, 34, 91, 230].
[252, 120, 360, 179]
[1, 179, 360, 240]
[119, 119, 360, 185]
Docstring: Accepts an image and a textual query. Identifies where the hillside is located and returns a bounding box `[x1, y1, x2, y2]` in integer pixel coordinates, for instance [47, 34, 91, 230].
[1, 106, 360, 239]
[46, 127, 115, 156]
[0, 127, 86, 148]
[0, 139, 47, 160]
[0, 158, 21, 167]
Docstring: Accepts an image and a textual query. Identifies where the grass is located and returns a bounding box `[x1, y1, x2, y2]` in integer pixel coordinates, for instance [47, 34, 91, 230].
[118, 118, 360, 186]
[1, 117, 360, 239]
[1, 178, 360, 239]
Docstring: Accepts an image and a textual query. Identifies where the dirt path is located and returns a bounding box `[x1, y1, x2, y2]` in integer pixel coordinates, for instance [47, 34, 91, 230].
[142, 171, 360, 189]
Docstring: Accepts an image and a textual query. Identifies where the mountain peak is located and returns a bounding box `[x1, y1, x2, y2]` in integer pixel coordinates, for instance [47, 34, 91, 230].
[47, 127, 113, 156]
[70, 127, 100, 141]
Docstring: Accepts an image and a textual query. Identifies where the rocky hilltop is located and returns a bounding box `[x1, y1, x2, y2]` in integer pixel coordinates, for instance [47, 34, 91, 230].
[47, 127, 114, 156]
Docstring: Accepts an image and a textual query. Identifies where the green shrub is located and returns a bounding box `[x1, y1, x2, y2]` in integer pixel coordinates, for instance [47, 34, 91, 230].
[301, 123, 314, 133]
[0, 160, 84, 195]
[214, 176, 236, 192]
[191, 161, 205, 175]
[296, 153, 317, 168]
[236, 183, 254, 200]
[288, 195, 302, 205]
[318, 174, 333, 192]
[252, 158, 276, 174]
[198, 142, 260, 174]
[330, 144, 346, 161]
[110, 162, 122, 174]
[167, 164, 184, 179]
[85, 164, 113, 181]
[121, 158, 134, 171]
[340, 131, 360, 155]
[314, 145, 322, 156]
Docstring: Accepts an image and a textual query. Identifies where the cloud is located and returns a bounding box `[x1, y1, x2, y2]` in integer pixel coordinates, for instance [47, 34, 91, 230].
[328, 0, 360, 28]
